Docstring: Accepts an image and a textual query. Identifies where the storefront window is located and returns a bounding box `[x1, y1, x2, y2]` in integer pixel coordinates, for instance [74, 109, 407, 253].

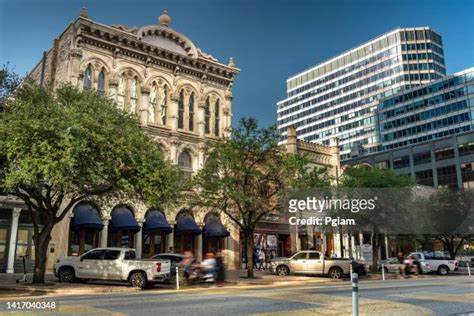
[69, 229, 99, 256]
[16, 229, 28, 260]
[174, 235, 194, 254]
[0, 228, 7, 265]
[143, 233, 164, 258]
[109, 230, 134, 248]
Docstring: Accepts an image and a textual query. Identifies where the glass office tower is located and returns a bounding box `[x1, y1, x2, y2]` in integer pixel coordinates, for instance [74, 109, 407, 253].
[377, 67, 474, 152]
[277, 27, 446, 160]
[347, 68, 474, 190]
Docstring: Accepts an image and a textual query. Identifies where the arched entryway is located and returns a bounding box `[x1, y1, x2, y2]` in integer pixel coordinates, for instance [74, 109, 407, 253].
[203, 213, 230, 254]
[108, 206, 140, 248]
[174, 211, 201, 254]
[69, 202, 103, 256]
[142, 210, 172, 258]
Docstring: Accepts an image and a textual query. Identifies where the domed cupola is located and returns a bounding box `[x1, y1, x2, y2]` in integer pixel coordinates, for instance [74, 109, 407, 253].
[158, 10, 171, 27]
[137, 10, 198, 59]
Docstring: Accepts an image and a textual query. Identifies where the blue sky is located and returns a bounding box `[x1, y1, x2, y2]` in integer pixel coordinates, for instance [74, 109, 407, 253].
[1, 0, 473, 128]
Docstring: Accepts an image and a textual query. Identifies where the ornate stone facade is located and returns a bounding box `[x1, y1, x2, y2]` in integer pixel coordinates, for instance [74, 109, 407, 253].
[24, 8, 241, 270]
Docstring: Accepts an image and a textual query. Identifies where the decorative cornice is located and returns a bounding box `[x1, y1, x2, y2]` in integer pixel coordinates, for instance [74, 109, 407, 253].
[74, 18, 239, 84]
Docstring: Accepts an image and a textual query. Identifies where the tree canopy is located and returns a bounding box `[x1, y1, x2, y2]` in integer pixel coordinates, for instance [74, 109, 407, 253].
[191, 118, 330, 277]
[0, 83, 183, 282]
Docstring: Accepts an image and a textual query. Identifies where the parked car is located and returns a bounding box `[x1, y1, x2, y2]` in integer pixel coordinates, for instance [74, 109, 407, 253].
[151, 253, 184, 276]
[409, 251, 459, 275]
[378, 257, 431, 274]
[54, 248, 171, 289]
[270, 250, 365, 279]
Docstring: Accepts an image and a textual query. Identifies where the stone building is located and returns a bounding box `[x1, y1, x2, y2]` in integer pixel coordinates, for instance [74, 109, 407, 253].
[0, 8, 241, 273]
[249, 127, 341, 265]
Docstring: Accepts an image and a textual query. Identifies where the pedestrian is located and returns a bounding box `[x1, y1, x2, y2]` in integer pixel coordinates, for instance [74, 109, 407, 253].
[253, 247, 259, 269]
[265, 249, 271, 270]
[180, 249, 196, 285]
[201, 252, 216, 282]
[169, 246, 174, 253]
[397, 251, 405, 276]
[258, 248, 265, 270]
[215, 251, 225, 286]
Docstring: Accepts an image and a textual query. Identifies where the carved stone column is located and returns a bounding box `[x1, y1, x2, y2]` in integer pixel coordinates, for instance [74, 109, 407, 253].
[100, 217, 111, 248]
[197, 100, 206, 138]
[68, 49, 83, 87]
[223, 107, 232, 138]
[140, 87, 150, 126]
[169, 95, 179, 132]
[169, 137, 179, 164]
[6, 208, 22, 274]
[108, 77, 118, 104]
[197, 142, 206, 170]
[196, 224, 203, 262]
[167, 220, 175, 252]
[135, 219, 144, 259]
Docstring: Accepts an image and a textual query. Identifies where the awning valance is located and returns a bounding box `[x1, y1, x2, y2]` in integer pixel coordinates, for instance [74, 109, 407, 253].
[203, 218, 230, 238]
[71, 203, 104, 231]
[143, 210, 172, 234]
[174, 215, 201, 236]
[109, 207, 140, 232]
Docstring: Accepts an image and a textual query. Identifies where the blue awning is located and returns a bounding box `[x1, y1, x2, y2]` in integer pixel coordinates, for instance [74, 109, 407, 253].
[203, 218, 230, 238]
[109, 207, 140, 232]
[174, 215, 202, 236]
[71, 203, 104, 231]
[143, 211, 172, 234]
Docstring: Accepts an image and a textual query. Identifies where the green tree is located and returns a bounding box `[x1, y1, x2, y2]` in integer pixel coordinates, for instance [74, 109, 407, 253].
[191, 118, 329, 277]
[339, 165, 415, 272]
[0, 63, 22, 110]
[0, 84, 183, 283]
[419, 188, 474, 259]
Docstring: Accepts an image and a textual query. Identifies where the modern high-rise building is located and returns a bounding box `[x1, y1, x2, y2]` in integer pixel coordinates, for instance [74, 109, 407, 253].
[347, 67, 474, 190]
[277, 27, 446, 161]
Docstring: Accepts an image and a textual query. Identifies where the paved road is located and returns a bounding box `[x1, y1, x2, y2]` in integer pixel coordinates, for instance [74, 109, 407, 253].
[1, 276, 473, 315]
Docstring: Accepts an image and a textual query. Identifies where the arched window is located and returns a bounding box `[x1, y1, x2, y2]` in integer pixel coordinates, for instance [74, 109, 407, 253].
[69, 202, 103, 256]
[214, 99, 220, 137]
[204, 97, 211, 134]
[178, 90, 184, 129]
[117, 74, 126, 110]
[129, 76, 138, 114]
[149, 82, 157, 123]
[97, 68, 106, 95]
[116, 71, 140, 113]
[160, 85, 168, 125]
[188, 93, 195, 131]
[178, 151, 193, 179]
[83, 65, 92, 89]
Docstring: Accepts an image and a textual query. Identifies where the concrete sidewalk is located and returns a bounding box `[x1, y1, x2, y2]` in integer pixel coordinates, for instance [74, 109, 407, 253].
[2, 269, 467, 298]
[0, 273, 151, 298]
[225, 269, 339, 285]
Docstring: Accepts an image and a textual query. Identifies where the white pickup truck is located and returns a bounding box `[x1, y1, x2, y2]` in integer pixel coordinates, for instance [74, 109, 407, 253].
[54, 248, 171, 288]
[409, 251, 459, 275]
[270, 250, 366, 279]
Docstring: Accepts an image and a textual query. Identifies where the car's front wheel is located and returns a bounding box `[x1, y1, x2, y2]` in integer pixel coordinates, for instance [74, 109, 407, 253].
[276, 265, 290, 276]
[129, 271, 148, 289]
[329, 267, 343, 279]
[58, 267, 76, 283]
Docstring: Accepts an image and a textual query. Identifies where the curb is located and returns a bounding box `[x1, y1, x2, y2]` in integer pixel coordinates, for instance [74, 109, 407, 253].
[0, 284, 141, 296]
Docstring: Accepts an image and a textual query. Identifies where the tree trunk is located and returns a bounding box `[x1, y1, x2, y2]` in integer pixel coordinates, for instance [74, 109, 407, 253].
[32, 225, 53, 284]
[348, 229, 353, 259]
[245, 231, 254, 278]
[371, 233, 380, 273]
